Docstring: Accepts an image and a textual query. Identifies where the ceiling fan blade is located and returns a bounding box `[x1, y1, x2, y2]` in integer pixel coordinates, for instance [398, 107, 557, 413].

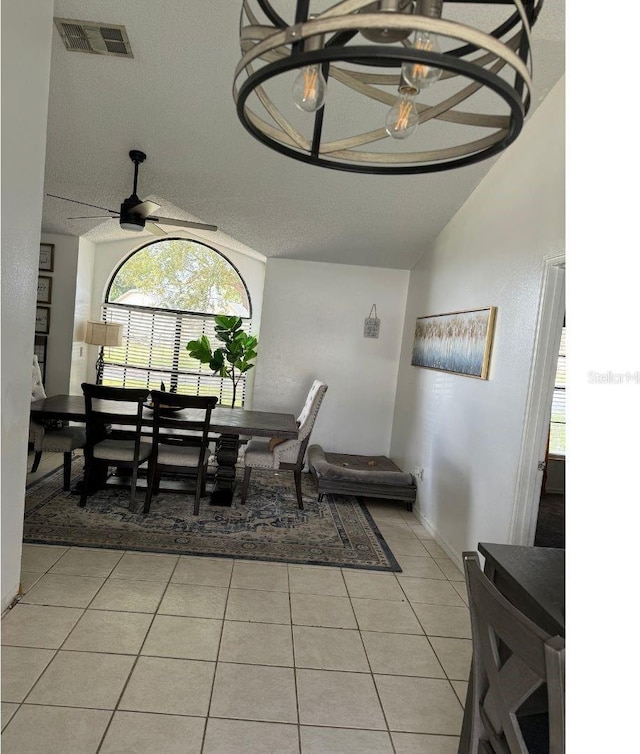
[147, 216, 218, 232]
[145, 221, 167, 236]
[47, 194, 118, 214]
[130, 199, 161, 218]
[67, 215, 117, 220]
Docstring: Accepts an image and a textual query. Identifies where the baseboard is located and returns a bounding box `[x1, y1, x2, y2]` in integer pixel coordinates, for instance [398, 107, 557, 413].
[1, 582, 21, 616]
[413, 506, 464, 573]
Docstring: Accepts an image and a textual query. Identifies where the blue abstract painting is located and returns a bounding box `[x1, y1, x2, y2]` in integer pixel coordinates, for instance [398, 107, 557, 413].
[411, 307, 496, 379]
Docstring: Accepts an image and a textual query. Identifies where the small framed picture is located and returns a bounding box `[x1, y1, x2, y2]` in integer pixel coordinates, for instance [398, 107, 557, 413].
[36, 275, 52, 304]
[35, 306, 50, 334]
[39, 243, 54, 272]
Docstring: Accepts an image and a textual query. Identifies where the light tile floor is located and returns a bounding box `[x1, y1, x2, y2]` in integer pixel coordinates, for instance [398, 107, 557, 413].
[4, 461, 470, 753]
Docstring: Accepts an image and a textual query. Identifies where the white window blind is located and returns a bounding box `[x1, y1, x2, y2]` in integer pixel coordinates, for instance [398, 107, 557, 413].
[101, 304, 250, 406]
[548, 325, 566, 456]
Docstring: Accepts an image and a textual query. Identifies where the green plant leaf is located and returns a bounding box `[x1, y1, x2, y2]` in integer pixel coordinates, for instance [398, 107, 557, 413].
[186, 319, 257, 391]
[186, 336, 213, 363]
[209, 349, 226, 372]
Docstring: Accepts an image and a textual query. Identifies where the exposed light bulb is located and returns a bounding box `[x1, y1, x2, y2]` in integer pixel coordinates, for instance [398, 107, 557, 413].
[385, 86, 419, 140]
[292, 65, 326, 112]
[401, 31, 443, 90]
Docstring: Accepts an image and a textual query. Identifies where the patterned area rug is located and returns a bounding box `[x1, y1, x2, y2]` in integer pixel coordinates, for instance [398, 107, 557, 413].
[23, 459, 400, 571]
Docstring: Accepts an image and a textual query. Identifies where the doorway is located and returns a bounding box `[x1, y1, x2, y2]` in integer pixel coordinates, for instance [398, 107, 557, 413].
[510, 253, 566, 546]
[534, 320, 565, 548]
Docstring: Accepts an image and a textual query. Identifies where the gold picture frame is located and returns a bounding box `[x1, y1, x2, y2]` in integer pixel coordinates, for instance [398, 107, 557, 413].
[411, 307, 497, 379]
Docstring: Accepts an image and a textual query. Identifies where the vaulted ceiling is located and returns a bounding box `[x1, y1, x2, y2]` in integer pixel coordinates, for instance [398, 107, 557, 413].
[41, 1, 564, 269]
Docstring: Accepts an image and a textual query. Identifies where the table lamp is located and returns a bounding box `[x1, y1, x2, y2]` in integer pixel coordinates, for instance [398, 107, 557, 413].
[85, 321, 123, 384]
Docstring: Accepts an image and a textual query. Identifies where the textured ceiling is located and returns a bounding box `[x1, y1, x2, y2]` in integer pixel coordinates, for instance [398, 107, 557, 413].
[41, 0, 565, 269]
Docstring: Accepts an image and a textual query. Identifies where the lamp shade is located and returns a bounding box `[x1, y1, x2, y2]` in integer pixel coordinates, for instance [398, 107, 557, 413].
[84, 321, 123, 347]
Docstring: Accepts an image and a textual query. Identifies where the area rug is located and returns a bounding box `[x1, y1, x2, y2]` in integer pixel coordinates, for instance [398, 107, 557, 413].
[23, 459, 401, 571]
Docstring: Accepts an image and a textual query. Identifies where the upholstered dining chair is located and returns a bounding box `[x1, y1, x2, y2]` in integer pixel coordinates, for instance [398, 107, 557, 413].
[143, 390, 218, 516]
[29, 355, 85, 490]
[240, 380, 328, 509]
[80, 383, 151, 511]
[462, 551, 565, 754]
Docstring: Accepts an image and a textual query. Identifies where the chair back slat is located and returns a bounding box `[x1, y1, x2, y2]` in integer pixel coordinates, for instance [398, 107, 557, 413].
[463, 551, 565, 754]
[147, 390, 217, 450]
[81, 383, 149, 457]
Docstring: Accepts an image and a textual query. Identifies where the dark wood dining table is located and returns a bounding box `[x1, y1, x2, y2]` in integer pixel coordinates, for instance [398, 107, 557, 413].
[30, 394, 299, 506]
[457, 543, 565, 753]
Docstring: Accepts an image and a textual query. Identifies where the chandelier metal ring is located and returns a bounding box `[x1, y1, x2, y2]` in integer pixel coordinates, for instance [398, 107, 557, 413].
[234, 0, 540, 174]
[236, 46, 525, 174]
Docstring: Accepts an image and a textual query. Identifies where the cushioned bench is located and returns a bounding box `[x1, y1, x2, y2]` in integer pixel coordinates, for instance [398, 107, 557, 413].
[308, 444, 417, 511]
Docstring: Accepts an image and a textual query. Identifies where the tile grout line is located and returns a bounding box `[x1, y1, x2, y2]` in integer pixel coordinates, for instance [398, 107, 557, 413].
[8, 530, 466, 747]
[287, 580, 303, 754]
[198, 556, 234, 754]
[5, 545, 127, 730]
[5, 545, 124, 740]
[94, 550, 182, 753]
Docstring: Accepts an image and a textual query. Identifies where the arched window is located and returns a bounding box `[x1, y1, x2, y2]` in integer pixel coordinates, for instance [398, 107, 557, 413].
[102, 238, 252, 404]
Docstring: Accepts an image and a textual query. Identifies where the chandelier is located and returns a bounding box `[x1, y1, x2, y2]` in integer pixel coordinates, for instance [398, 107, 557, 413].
[233, 0, 542, 174]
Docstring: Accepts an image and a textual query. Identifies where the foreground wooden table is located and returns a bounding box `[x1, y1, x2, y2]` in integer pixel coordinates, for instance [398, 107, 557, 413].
[478, 542, 565, 636]
[31, 395, 298, 506]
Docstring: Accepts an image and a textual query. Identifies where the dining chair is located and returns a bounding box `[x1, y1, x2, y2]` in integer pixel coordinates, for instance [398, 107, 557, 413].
[80, 383, 152, 511]
[240, 380, 328, 509]
[29, 355, 85, 490]
[462, 551, 565, 754]
[143, 390, 218, 515]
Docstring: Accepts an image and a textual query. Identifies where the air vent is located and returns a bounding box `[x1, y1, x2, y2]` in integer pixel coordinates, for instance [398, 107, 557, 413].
[54, 18, 133, 58]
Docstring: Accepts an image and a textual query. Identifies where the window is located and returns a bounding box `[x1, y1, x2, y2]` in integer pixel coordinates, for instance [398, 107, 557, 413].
[548, 323, 566, 456]
[101, 239, 252, 405]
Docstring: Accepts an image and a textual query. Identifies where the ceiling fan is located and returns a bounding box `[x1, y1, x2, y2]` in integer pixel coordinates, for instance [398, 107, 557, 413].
[47, 150, 218, 235]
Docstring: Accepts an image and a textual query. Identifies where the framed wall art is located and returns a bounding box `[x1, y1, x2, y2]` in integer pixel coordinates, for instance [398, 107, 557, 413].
[39, 243, 54, 272]
[37, 275, 52, 304]
[35, 306, 50, 334]
[411, 306, 496, 379]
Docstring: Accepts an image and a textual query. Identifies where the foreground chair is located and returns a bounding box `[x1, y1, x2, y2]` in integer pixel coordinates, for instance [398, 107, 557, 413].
[80, 383, 151, 511]
[144, 390, 218, 515]
[462, 551, 565, 754]
[241, 380, 328, 509]
[29, 355, 85, 490]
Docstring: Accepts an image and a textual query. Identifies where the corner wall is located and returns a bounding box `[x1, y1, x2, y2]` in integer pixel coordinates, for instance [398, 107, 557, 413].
[390, 78, 565, 563]
[254, 258, 410, 455]
[39, 233, 97, 395]
[1, 0, 54, 611]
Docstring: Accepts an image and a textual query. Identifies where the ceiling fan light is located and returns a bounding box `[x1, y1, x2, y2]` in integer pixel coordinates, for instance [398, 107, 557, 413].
[120, 218, 145, 232]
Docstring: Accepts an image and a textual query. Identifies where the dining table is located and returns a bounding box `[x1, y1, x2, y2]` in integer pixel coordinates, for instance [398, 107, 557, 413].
[457, 543, 565, 754]
[30, 394, 299, 506]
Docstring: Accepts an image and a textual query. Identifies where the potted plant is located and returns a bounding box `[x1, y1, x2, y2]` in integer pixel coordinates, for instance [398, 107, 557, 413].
[186, 315, 258, 407]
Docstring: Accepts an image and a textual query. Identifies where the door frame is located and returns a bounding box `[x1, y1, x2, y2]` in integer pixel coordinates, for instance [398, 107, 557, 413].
[510, 252, 565, 545]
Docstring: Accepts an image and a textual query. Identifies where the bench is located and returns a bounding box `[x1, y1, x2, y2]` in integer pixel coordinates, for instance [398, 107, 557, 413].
[308, 444, 417, 511]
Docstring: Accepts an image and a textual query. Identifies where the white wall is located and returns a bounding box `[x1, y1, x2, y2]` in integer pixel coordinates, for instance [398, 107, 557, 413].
[254, 258, 410, 455]
[1, 0, 54, 611]
[39, 233, 91, 395]
[390, 78, 565, 564]
[89, 235, 266, 398]
[69, 237, 96, 394]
